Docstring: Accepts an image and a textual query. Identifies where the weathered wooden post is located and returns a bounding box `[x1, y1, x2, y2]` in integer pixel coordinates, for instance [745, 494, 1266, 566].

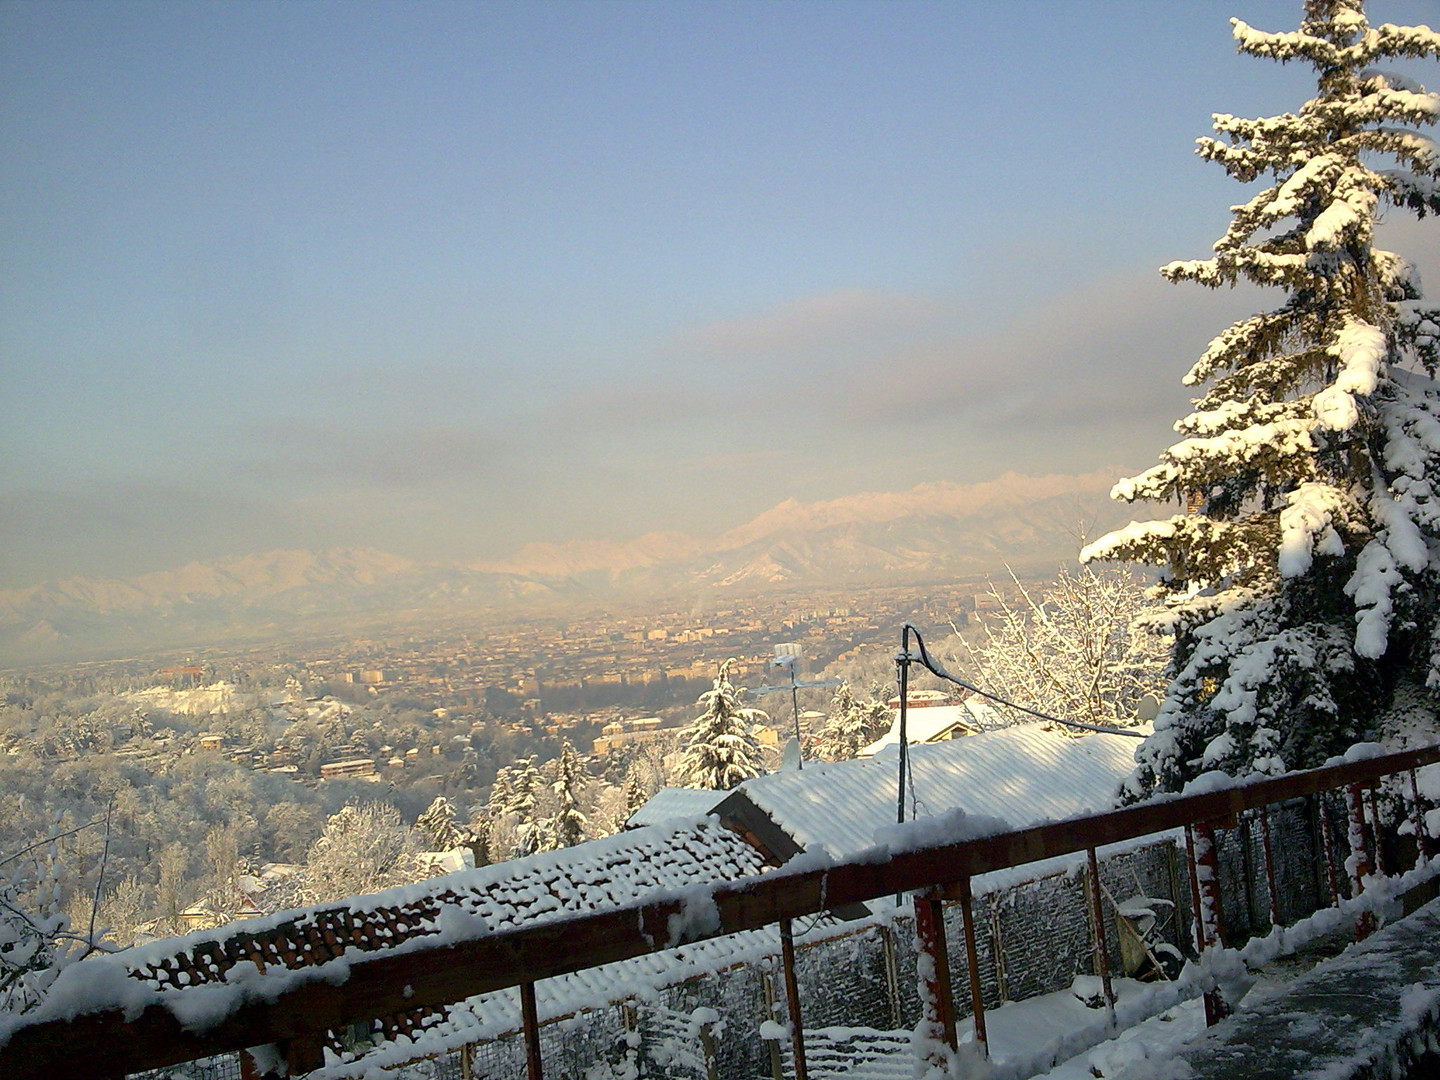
[913, 886, 959, 1061]
[1185, 822, 1231, 1026]
[1346, 784, 1376, 940]
[1258, 807, 1281, 928]
[988, 893, 1008, 1005]
[955, 876, 988, 1058]
[1366, 784, 1388, 877]
[697, 1017, 720, 1080]
[878, 923, 903, 1029]
[1317, 793, 1343, 907]
[779, 918, 808, 1080]
[1409, 768, 1434, 865]
[1084, 847, 1116, 1017]
[759, 968, 786, 1080]
[521, 980, 544, 1080]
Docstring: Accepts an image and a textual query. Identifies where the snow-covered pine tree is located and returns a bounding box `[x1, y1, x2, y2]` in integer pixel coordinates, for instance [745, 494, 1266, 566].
[482, 766, 514, 863]
[1083, 1, 1440, 799]
[506, 757, 553, 858]
[813, 682, 891, 761]
[416, 796, 464, 851]
[671, 660, 768, 790]
[622, 762, 649, 820]
[550, 741, 588, 849]
[466, 813, 492, 868]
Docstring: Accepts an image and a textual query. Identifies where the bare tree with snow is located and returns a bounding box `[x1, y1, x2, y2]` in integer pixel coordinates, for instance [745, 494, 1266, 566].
[956, 565, 1170, 732]
[1084, 1, 1440, 797]
[298, 802, 421, 905]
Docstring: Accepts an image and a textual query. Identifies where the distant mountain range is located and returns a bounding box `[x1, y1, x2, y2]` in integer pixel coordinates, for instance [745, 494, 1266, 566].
[0, 469, 1152, 667]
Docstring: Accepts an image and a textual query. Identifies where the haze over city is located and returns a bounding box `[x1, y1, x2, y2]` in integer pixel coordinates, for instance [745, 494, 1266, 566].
[4, 0, 1439, 591]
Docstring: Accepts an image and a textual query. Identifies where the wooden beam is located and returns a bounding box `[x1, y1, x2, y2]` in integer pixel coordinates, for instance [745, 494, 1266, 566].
[913, 888, 958, 1055]
[779, 918, 807, 1080]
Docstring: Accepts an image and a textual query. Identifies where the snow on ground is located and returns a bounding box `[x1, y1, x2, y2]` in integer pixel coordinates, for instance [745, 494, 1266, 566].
[975, 979, 1205, 1080]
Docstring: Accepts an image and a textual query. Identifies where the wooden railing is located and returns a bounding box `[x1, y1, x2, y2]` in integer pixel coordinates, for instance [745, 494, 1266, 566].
[2, 742, 1438, 1080]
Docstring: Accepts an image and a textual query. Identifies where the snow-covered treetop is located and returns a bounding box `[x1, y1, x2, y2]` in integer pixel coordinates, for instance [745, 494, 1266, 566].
[1084, 1, 1440, 794]
[1085, 0, 1440, 603]
[671, 660, 768, 791]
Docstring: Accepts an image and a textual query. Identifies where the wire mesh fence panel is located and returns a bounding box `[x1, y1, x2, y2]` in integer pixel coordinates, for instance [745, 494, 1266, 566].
[792, 925, 895, 1030]
[126, 1056, 242, 1080]
[989, 872, 1093, 1004]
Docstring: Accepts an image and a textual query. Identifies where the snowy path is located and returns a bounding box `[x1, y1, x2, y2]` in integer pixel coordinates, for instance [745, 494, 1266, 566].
[1160, 896, 1440, 1080]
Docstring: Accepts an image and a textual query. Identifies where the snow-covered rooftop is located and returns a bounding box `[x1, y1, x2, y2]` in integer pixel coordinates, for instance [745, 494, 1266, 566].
[736, 721, 1139, 861]
[625, 786, 730, 828]
[119, 817, 770, 995]
[860, 698, 1001, 755]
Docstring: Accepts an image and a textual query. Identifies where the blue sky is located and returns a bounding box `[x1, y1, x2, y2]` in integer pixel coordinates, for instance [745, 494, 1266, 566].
[3, 1, 1439, 586]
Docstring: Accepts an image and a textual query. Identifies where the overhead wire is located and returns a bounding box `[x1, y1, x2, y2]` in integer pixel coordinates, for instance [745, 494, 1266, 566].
[901, 622, 1147, 739]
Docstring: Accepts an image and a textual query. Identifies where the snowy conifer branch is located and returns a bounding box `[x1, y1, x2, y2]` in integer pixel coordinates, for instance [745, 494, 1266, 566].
[1087, 0, 1440, 797]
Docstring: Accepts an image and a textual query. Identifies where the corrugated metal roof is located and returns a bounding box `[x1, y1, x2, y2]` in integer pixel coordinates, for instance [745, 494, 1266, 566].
[742, 721, 1138, 860]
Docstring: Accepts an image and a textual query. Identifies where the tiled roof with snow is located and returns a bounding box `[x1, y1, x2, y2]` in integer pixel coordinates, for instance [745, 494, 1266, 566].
[740, 721, 1138, 861]
[120, 817, 769, 995]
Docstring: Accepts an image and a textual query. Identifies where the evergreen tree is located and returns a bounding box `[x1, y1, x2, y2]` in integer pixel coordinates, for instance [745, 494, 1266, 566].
[550, 741, 588, 849]
[813, 683, 891, 762]
[671, 660, 767, 791]
[1083, 1, 1440, 798]
[466, 813, 492, 868]
[506, 757, 552, 858]
[622, 762, 649, 820]
[416, 796, 464, 851]
[481, 766, 514, 863]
